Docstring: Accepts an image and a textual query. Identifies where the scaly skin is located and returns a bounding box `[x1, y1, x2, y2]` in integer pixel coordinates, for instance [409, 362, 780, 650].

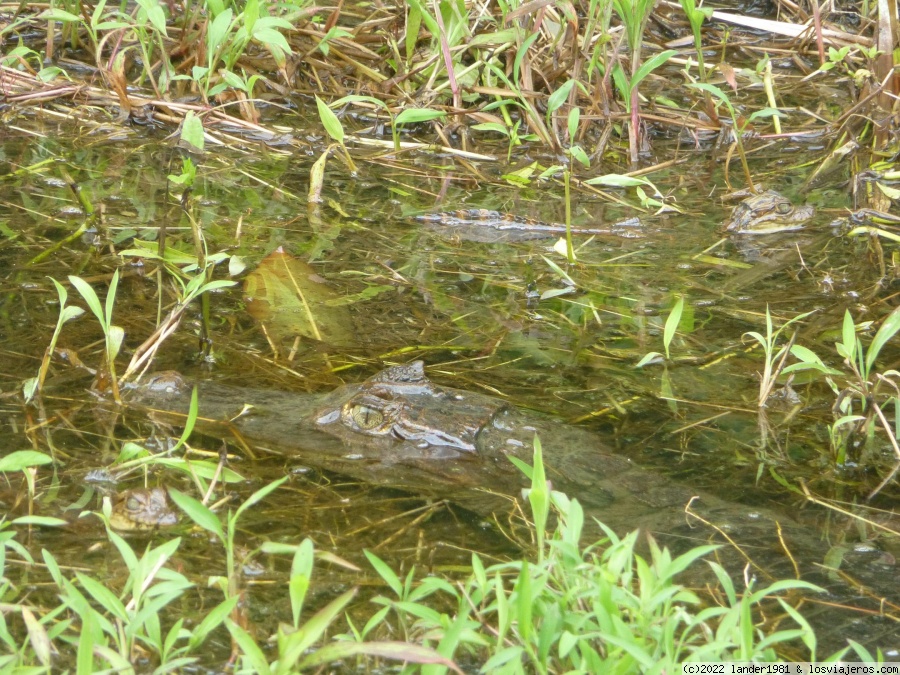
[725, 191, 815, 234]
[109, 487, 178, 531]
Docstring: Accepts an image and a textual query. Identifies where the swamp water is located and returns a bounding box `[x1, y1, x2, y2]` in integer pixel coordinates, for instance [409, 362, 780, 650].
[0, 114, 898, 661]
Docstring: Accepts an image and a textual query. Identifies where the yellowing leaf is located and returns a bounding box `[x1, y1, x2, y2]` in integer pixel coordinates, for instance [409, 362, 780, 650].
[244, 248, 354, 348]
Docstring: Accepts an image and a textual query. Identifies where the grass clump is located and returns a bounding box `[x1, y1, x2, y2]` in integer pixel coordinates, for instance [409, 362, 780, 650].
[0, 438, 884, 672]
[351, 463, 845, 673]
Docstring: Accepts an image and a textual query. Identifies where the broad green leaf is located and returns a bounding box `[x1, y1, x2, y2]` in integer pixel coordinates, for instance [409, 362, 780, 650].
[394, 108, 446, 125]
[568, 145, 590, 168]
[22, 377, 39, 402]
[38, 9, 82, 21]
[60, 305, 85, 323]
[134, 0, 167, 35]
[315, 96, 344, 143]
[747, 107, 786, 123]
[68, 276, 105, 328]
[253, 28, 290, 53]
[0, 450, 53, 472]
[866, 305, 900, 375]
[840, 310, 856, 363]
[180, 111, 205, 152]
[631, 50, 677, 91]
[663, 295, 684, 359]
[207, 9, 234, 53]
[50, 277, 69, 307]
[688, 82, 733, 110]
[547, 80, 575, 115]
[585, 173, 651, 188]
[567, 106, 580, 141]
[107, 325, 125, 361]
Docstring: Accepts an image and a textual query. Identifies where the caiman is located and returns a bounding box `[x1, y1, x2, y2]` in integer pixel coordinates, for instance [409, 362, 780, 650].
[109, 487, 178, 531]
[414, 210, 644, 243]
[724, 191, 816, 235]
[125, 361, 898, 603]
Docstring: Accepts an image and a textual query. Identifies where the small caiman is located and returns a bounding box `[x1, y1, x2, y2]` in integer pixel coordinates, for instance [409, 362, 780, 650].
[414, 210, 644, 243]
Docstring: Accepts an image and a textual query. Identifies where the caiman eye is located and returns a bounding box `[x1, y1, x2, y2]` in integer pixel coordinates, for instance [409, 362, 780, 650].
[125, 496, 142, 512]
[350, 405, 384, 430]
[775, 201, 793, 214]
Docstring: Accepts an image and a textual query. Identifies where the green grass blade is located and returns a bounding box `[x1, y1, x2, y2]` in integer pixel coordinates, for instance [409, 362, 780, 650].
[865, 305, 900, 376]
[663, 295, 684, 360]
[168, 489, 224, 540]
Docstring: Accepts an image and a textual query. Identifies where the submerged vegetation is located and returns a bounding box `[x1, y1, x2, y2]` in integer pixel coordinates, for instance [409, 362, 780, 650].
[1, 0, 900, 670]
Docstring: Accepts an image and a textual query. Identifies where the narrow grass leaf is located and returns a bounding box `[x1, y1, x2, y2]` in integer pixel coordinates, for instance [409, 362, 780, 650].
[289, 538, 314, 626]
[234, 476, 288, 521]
[226, 619, 271, 675]
[540, 255, 576, 285]
[632, 50, 678, 89]
[75, 573, 128, 620]
[21, 607, 51, 666]
[76, 608, 99, 675]
[635, 351, 663, 368]
[365, 550, 403, 596]
[865, 305, 900, 375]
[394, 108, 446, 125]
[68, 276, 105, 328]
[481, 645, 524, 671]
[279, 589, 356, 667]
[187, 596, 239, 649]
[528, 436, 549, 554]
[168, 489, 224, 540]
[299, 641, 463, 673]
[840, 310, 856, 363]
[5, 508, 57, 527]
[507, 454, 534, 479]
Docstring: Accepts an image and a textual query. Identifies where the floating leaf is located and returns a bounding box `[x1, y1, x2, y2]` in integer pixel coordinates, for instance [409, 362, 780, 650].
[244, 248, 354, 347]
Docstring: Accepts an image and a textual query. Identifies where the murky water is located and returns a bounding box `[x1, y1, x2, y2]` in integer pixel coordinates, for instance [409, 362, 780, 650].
[1, 96, 899, 661]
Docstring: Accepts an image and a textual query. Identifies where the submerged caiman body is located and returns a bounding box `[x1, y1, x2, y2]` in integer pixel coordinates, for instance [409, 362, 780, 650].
[125, 361, 900, 645]
[126, 362, 724, 528]
[414, 210, 644, 243]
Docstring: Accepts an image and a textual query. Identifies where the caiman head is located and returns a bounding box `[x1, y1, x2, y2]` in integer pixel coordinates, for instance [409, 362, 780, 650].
[312, 361, 508, 459]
